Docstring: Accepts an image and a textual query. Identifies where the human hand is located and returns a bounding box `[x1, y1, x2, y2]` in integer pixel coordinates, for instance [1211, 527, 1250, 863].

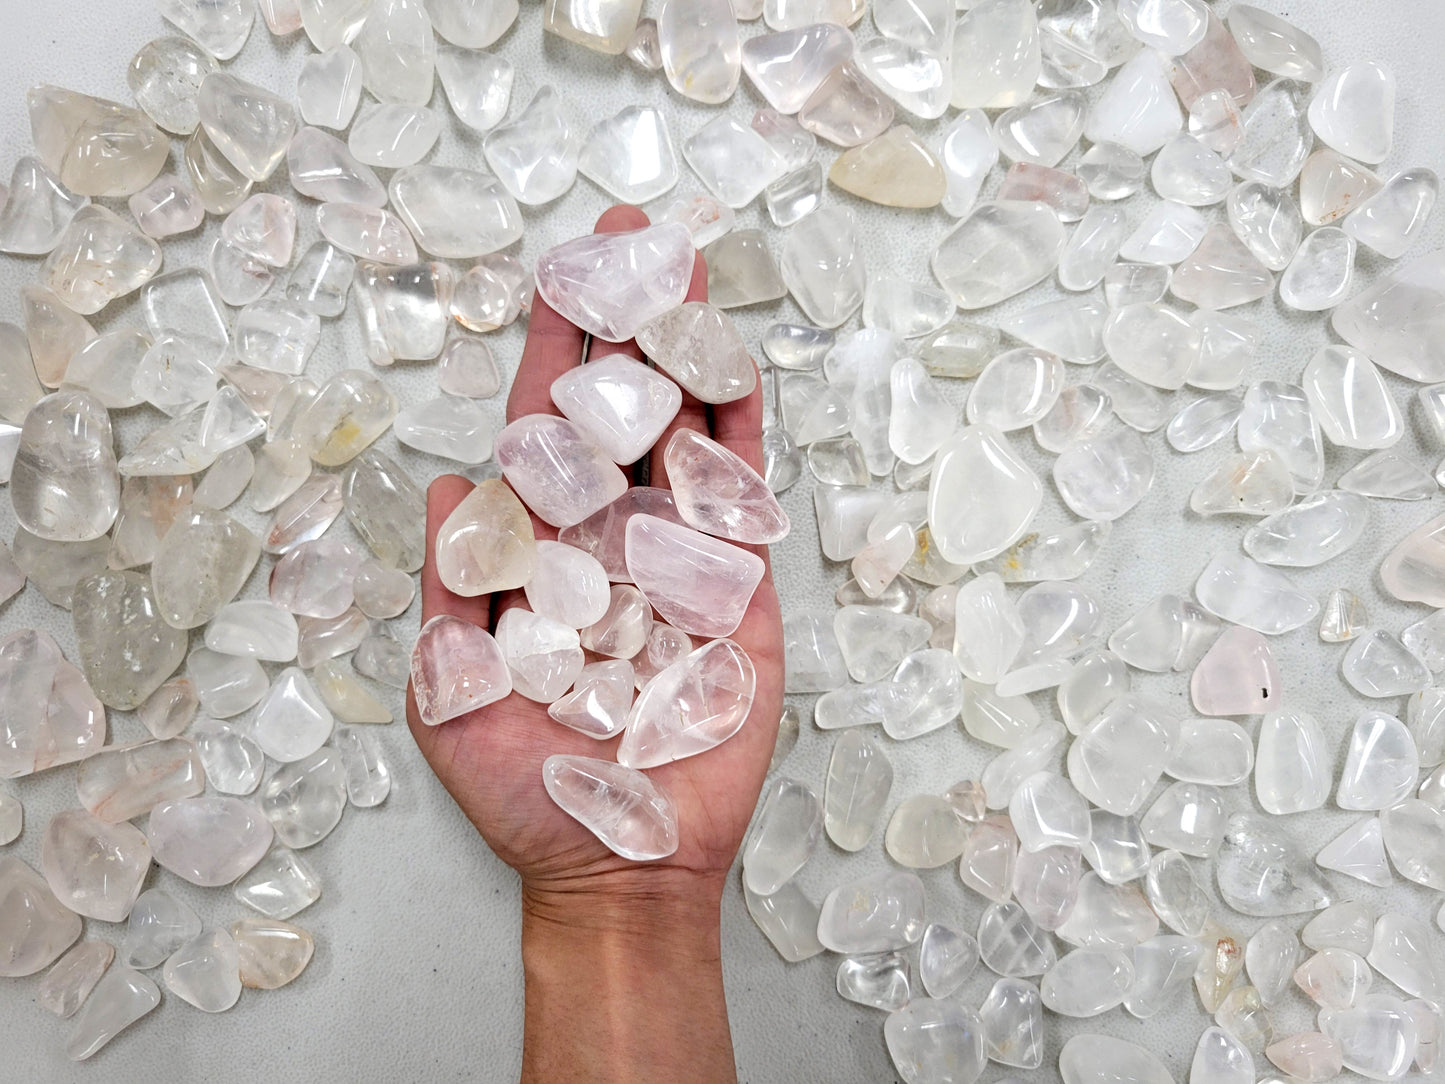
[407, 205, 785, 928]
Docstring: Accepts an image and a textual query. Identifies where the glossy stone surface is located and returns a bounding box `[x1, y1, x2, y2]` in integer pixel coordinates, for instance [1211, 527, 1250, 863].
[10, 391, 119, 543]
[617, 637, 754, 768]
[635, 303, 757, 405]
[163, 928, 241, 1013]
[543, 754, 678, 860]
[64, 965, 159, 1060]
[626, 515, 764, 638]
[146, 796, 272, 886]
[933, 201, 1065, 309]
[410, 615, 510, 726]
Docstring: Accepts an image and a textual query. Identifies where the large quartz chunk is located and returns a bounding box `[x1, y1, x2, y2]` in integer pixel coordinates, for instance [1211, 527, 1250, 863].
[76, 739, 203, 823]
[71, 571, 186, 710]
[65, 966, 159, 1061]
[10, 391, 119, 543]
[356, 0, 435, 106]
[534, 223, 693, 343]
[635, 303, 757, 405]
[543, 754, 677, 860]
[927, 426, 1041, 565]
[40, 809, 150, 922]
[410, 615, 510, 725]
[198, 73, 297, 181]
[932, 201, 1065, 309]
[291, 369, 397, 467]
[625, 515, 764, 638]
[618, 639, 754, 769]
[27, 86, 169, 198]
[949, 0, 1038, 109]
[146, 796, 272, 886]
[151, 509, 260, 629]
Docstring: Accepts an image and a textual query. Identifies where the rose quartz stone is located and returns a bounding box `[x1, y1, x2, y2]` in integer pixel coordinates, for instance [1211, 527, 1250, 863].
[410, 614, 512, 725]
[664, 427, 789, 544]
[1190, 625, 1280, 715]
[494, 414, 629, 528]
[558, 487, 687, 582]
[625, 514, 766, 638]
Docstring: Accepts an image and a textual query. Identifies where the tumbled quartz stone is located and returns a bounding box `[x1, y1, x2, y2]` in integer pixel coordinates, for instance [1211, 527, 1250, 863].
[542, 754, 678, 861]
[0, 855, 82, 978]
[233, 847, 321, 920]
[40, 809, 150, 922]
[534, 223, 693, 343]
[191, 647, 267, 717]
[1337, 711, 1419, 809]
[823, 729, 892, 850]
[11, 390, 119, 543]
[928, 426, 1041, 565]
[1280, 226, 1356, 312]
[548, 356, 680, 467]
[197, 72, 296, 183]
[886, 795, 969, 869]
[356, 0, 436, 106]
[76, 739, 203, 825]
[635, 302, 758, 405]
[289, 129, 385, 206]
[297, 46, 363, 129]
[71, 569, 187, 710]
[495, 608, 583, 702]
[742, 777, 821, 895]
[163, 928, 241, 1014]
[665, 429, 787, 544]
[261, 748, 347, 849]
[38, 940, 114, 1019]
[65, 965, 160, 1061]
[978, 901, 1056, 977]
[186, 129, 252, 216]
[885, 999, 986, 1083]
[1309, 61, 1393, 165]
[121, 888, 201, 970]
[146, 796, 273, 886]
[1345, 167, 1438, 259]
[617, 638, 755, 768]
[933, 201, 1064, 310]
[494, 414, 627, 530]
[151, 508, 260, 629]
[1342, 631, 1430, 698]
[1228, 5, 1322, 81]
[779, 207, 866, 329]
[625, 515, 764, 639]
[0, 157, 87, 255]
[1229, 78, 1313, 187]
[829, 126, 945, 209]
[27, 85, 169, 199]
[837, 951, 909, 1012]
[817, 870, 925, 954]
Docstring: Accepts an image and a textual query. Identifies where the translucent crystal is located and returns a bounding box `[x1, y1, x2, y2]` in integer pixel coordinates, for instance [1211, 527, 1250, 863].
[823, 729, 892, 850]
[233, 847, 321, 919]
[1345, 167, 1438, 259]
[797, 62, 895, 147]
[978, 901, 1056, 977]
[1195, 551, 1317, 635]
[11, 391, 119, 543]
[1189, 90, 1243, 155]
[1227, 5, 1322, 81]
[919, 923, 978, 1000]
[744, 881, 822, 962]
[542, 0, 644, 54]
[1052, 428, 1154, 521]
[410, 615, 510, 725]
[162, 928, 241, 1013]
[1084, 49, 1181, 155]
[1078, 141, 1146, 200]
[348, 103, 440, 168]
[231, 917, 314, 990]
[27, 85, 169, 198]
[1308, 61, 1393, 165]
[1228, 78, 1313, 187]
[617, 638, 754, 767]
[829, 126, 945, 209]
[1380, 800, 1445, 890]
[38, 940, 114, 1019]
[64, 966, 159, 1060]
[817, 870, 925, 954]
[885, 999, 986, 1082]
[742, 777, 821, 895]
[1279, 226, 1355, 312]
[1067, 695, 1174, 815]
[928, 426, 1041, 564]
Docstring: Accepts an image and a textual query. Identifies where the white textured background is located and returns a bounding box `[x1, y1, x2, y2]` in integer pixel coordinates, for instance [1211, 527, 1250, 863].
[1, 0, 1444, 1081]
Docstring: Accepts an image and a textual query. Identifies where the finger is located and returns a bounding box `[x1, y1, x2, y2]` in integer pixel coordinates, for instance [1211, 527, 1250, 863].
[708, 356, 766, 481]
[647, 252, 712, 489]
[420, 474, 494, 630]
[507, 292, 586, 424]
[585, 205, 652, 365]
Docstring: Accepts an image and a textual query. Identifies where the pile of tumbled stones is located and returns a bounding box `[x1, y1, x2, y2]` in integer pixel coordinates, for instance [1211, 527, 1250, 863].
[0, 0, 1443, 1077]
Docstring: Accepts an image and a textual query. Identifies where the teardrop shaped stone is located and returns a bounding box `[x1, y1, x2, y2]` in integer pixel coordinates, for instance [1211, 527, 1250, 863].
[617, 638, 755, 769]
[927, 425, 1041, 564]
[1308, 61, 1394, 164]
[1255, 709, 1332, 815]
[664, 428, 788, 544]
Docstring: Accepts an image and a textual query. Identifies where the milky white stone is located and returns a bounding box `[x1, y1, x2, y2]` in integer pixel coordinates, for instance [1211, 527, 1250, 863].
[823, 729, 892, 850]
[1067, 695, 1174, 815]
[27, 85, 169, 199]
[932, 200, 1064, 310]
[1053, 428, 1154, 522]
[1345, 167, 1438, 259]
[288, 128, 384, 205]
[927, 426, 1041, 565]
[1084, 49, 1181, 156]
[1309, 62, 1393, 165]
[297, 46, 363, 129]
[1228, 5, 1322, 81]
[389, 165, 523, 260]
[1280, 226, 1356, 312]
[742, 777, 821, 895]
[1337, 712, 1418, 810]
[163, 929, 241, 1013]
[1342, 630, 1430, 698]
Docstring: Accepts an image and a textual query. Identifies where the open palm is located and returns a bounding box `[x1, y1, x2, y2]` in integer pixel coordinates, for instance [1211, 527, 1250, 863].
[407, 205, 785, 907]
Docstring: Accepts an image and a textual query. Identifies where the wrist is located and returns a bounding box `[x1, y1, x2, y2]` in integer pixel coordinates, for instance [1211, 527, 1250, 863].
[519, 869, 736, 1083]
